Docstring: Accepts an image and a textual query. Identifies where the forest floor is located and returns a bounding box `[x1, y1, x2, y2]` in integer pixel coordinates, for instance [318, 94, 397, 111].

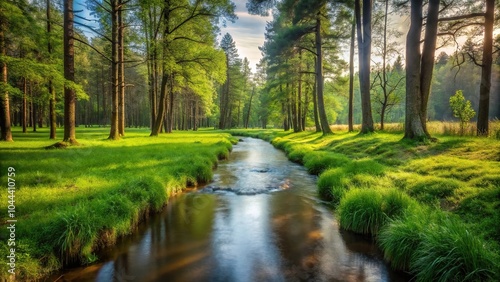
[230, 125, 500, 281]
[0, 127, 236, 279]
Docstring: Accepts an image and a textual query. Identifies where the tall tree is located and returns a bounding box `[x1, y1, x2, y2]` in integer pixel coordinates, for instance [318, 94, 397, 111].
[47, 0, 56, 139]
[348, 16, 355, 132]
[63, 0, 77, 144]
[355, 0, 374, 133]
[476, 0, 494, 136]
[314, 5, 332, 135]
[404, 0, 439, 140]
[0, 0, 18, 142]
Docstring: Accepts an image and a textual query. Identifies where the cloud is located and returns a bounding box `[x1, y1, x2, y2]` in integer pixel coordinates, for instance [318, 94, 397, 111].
[219, 0, 272, 71]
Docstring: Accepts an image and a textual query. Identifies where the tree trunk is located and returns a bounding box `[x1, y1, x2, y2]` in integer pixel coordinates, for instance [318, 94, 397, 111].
[348, 18, 355, 132]
[355, 0, 375, 133]
[63, 0, 77, 144]
[477, 0, 494, 136]
[22, 78, 27, 133]
[108, 0, 120, 140]
[0, 9, 12, 141]
[380, 0, 389, 131]
[404, 0, 426, 140]
[47, 0, 56, 139]
[315, 12, 332, 135]
[167, 75, 174, 133]
[419, 0, 439, 136]
[244, 86, 255, 128]
[312, 58, 321, 132]
[118, 0, 125, 136]
[150, 73, 168, 136]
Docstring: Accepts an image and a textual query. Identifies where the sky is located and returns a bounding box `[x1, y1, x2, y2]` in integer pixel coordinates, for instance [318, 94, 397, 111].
[219, 0, 272, 72]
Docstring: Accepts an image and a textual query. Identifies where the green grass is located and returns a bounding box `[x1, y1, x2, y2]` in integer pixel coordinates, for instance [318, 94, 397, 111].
[338, 188, 416, 235]
[0, 127, 235, 279]
[230, 127, 500, 281]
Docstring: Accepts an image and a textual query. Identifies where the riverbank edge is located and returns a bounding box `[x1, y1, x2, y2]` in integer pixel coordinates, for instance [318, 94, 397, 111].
[0, 132, 238, 280]
[228, 129, 500, 282]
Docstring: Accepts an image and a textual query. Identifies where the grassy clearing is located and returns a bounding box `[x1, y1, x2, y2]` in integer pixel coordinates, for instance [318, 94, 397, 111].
[0, 127, 235, 279]
[230, 126, 500, 281]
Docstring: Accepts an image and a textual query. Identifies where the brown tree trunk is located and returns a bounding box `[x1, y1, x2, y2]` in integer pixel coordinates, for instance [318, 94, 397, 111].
[244, 86, 255, 128]
[348, 18, 355, 132]
[118, 0, 125, 136]
[22, 78, 27, 133]
[0, 12, 12, 141]
[355, 0, 375, 133]
[315, 12, 332, 135]
[47, 0, 56, 139]
[312, 58, 321, 132]
[419, 0, 439, 136]
[63, 0, 77, 144]
[404, 0, 426, 140]
[380, 0, 389, 131]
[150, 73, 168, 136]
[108, 0, 120, 140]
[297, 51, 303, 132]
[477, 0, 494, 136]
[167, 75, 174, 133]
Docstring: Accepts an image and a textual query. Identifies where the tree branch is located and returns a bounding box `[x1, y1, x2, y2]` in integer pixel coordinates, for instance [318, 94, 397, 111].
[438, 12, 485, 22]
[73, 37, 112, 62]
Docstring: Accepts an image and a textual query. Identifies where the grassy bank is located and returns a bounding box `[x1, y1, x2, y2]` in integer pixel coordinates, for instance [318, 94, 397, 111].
[230, 127, 500, 281]
[0, 127, 236, 279]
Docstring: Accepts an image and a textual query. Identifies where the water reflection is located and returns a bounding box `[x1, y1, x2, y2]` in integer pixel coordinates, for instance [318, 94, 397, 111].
[54, 137, 408, 282]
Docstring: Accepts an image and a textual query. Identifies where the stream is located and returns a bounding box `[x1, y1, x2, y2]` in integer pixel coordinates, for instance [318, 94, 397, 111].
[54, 137, 408, 281]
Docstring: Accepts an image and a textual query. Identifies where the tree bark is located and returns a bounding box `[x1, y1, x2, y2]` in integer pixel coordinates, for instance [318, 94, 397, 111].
[244, 86, 255, 128]
[419, 0, 439, 136]
[118, 0, 125, 136]
[47, 0, 56, 139]
[63, 0, 77, 144]
[348, 18, 355, 132]
[0, 8, 12, 141]
[477, 0, 494, 136]
[404, 0, 426, 140]
[315, 12, 332, 135]
[312, 58, 321, 132]
[355, 0, 375, 133]
[108, 0, 120, 140]
[22, 78, 27, 133]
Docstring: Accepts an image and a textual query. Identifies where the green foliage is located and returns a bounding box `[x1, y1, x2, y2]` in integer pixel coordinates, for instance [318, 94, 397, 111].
[449, 90, 476, 135]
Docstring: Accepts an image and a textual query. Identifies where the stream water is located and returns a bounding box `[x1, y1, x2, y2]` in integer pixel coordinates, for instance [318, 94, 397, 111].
[54, 137, 408, 281]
